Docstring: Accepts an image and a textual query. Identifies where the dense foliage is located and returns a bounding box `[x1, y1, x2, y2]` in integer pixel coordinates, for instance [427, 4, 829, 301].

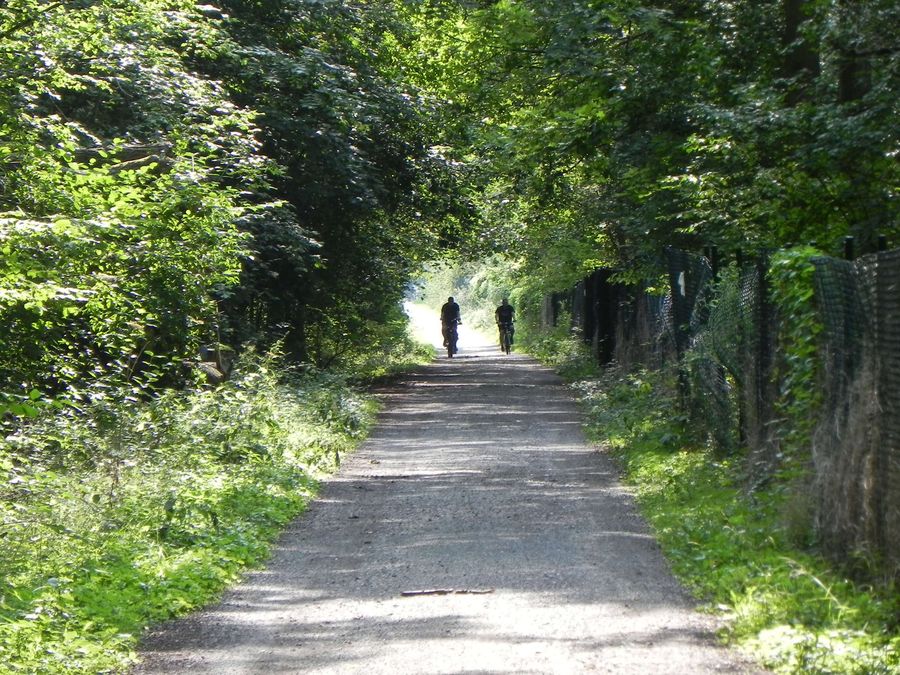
[0, 0, 463, 411]
[4, 0, 895, 408]
[201, 0, 471, 364]
[401, 0, 898, 287]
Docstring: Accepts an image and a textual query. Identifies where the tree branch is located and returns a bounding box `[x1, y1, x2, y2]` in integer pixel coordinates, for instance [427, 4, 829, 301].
[0, 2, 65, 40]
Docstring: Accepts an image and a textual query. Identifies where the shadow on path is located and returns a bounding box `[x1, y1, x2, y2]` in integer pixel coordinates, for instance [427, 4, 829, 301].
[134, 340, 764, 674]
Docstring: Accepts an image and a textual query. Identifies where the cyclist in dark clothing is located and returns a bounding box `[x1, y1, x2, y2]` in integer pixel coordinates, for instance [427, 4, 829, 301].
[495, 298, 515, 346]
[440, 296, 461, 352]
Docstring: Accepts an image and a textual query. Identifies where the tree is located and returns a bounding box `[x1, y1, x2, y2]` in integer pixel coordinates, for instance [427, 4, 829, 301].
[0, 0, 253, 400]
[193, 0, 466, 365]
[397, 0, 897, 285]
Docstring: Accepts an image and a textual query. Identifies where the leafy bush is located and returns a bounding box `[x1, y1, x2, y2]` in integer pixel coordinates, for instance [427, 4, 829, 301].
[308, 302, 435, 380]
[0, 350, 375, 674]
[0, 1, 263, 400]
[524, 322, 599, 380]
[767, 247, 825, 465]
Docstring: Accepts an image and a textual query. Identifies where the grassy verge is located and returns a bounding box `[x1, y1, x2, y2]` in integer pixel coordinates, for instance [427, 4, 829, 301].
[575, 366, 899, 674]
[528, 334, 899, 674]
[0, 349, 384, 674]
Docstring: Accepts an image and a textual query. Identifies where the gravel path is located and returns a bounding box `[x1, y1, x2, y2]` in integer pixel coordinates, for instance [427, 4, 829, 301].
[134, 315, 764, 674]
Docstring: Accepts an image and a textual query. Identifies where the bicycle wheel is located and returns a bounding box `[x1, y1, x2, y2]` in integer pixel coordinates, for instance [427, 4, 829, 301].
[447, 325, 457, 358]
[498, 325, 511, 354]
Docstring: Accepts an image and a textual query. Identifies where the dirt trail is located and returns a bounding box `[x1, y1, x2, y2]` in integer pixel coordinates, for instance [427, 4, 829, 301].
[134, 311, 764, 674]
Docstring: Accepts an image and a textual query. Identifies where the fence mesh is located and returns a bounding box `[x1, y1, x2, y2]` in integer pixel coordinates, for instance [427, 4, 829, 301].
[613, 288, 669, 369]
[550, 245, 899, 577]
[813, 251, 900, 574]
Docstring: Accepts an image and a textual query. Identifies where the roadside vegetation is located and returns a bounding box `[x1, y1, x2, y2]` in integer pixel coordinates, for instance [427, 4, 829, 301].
[533, 335, 900, 674]
[0, 332, 434, 675]
[2, 352, 359, 674]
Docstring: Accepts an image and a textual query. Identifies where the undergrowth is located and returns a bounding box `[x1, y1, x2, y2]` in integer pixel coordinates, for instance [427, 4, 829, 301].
[0, 349, 379, 674]
[348, 322, 436, 382]
[524, 324, 598, 381]
[570, 365, 899, 674]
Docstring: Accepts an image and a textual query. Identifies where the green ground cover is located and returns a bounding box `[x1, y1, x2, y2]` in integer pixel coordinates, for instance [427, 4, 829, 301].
[567, 362, 900, 674]
[0, 346, 413, 674]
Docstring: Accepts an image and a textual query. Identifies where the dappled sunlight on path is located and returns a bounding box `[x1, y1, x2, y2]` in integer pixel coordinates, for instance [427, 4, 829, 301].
[135, 322, 764, 674]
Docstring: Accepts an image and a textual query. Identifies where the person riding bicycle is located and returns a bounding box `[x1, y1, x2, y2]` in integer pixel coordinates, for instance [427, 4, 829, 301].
[495, 298, 515, 346]
[440, 296, 461, 352]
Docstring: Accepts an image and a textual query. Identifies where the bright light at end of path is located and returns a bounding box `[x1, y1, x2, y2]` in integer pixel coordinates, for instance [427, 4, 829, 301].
[404, 302, 496, 355]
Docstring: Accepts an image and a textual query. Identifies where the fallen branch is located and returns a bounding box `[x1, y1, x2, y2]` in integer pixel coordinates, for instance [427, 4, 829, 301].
[400, 588, 494, 597]
[74, 144, 171, 164]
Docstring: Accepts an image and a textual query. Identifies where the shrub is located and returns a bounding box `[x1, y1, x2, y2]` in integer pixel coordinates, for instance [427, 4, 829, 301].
[0, 350, 375, 674]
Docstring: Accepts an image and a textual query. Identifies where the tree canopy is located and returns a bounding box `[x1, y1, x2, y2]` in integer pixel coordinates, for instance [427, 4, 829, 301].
[399, 0, 898, 287]
[0, 0, 469, 405]
[1, 0, 897, 402]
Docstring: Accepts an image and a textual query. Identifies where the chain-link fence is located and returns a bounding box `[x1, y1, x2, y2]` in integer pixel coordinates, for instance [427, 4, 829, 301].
[812, 251, 900, 574]
[547, 245, 899, 577]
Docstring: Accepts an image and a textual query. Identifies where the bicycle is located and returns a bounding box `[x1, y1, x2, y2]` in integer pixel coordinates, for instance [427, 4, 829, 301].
[444, 319, 459, 358]
[498, 321, 513, 355]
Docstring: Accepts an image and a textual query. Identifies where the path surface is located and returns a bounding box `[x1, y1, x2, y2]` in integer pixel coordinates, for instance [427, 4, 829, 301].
[135, 310, 763, 674]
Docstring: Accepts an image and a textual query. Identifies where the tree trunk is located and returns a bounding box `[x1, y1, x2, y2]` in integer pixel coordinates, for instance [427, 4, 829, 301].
[282, 302, 308, 363]
[781, 0, 820, 104]
[835, 1, 878, 250]
[836, 1, 871, 104]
